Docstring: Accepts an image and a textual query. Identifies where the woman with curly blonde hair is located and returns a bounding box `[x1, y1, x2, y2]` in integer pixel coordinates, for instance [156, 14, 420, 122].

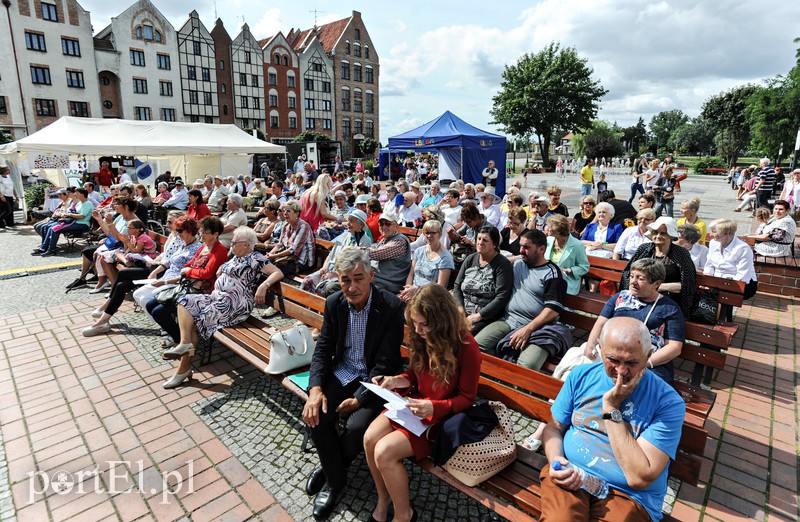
[363, 284, 481, 522]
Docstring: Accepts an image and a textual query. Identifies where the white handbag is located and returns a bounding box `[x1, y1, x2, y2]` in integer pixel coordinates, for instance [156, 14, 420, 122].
[266, 323, 316, 374]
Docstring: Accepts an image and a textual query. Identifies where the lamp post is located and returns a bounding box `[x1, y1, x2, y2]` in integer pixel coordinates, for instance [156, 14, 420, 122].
[791, 127, 800, 171]
[3, 0, 30, 137]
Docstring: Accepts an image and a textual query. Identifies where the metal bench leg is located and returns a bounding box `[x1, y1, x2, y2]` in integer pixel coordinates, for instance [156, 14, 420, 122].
[690, 364, 704, 386]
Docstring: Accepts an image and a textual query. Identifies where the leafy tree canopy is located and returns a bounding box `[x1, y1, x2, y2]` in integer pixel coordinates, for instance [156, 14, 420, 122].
[648, 110, 689, 149]
[294, 130, 332, 143]
[360, 138, 380, 156]
[701, 85, 756, 166]
[745, 64, 800, 160]
[490, 42, 607, 165]
[572, 120, 624, 160]
[670, 118, 715, 154]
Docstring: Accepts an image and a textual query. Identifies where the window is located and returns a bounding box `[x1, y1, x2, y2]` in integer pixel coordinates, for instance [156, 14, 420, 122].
[157, 53, 171, 70]
[130, 49, 145, 66]
[305, 118, 315, 129]
[366, 66, 374, 84]
[0, 97, 6, 114]
[155, 31, 162, 43]
[341, 88, 351, 111]
[66, 70, 85, 88]
[62, 38, 81, 57]
[203, 92, 212, 105]
[202, 68, 210, 81]
[136, 26, 141, 39]
[270, 115, 279, 128]
[354, 64, 362, 82]
[322, 81, 331, 93]
[241, 96, 248, 109]
[312, 62, 322, 72]
[322, 100, 331, 111]
[241, 118, 249, 128]
[304, 99, 315, 110]
[355, 29, 361, 40]
[30, 66, 51, 85]
[143, 25, 154, 41]
[187, 66, 196, 80]
[193, 41, 201, 55]
[365, 46, 370, 59]
[189, 90, 198, 104]
[133, 78, 148, 94]
[304, 78, 314, 91]
[345, 40, 350, 54]
[366, 120, 374, 138]
[323, 119, 332, 130]
[161, 108, 176, 121]
[342, 119, 350, 137]
[103, 100, 112, 109]
[287, 74, 295, 88]
[273, 53, 280, 65]
[341, 62, 350, 80]
[269, 94, 278, 107]
[354, 90, 363, 112]
[251, 74, 259, 87]
[354, 44, 361, 58]
[221, 83, 226, 93]
[159, 81, 173, 96]
[268, 73, 277, 86]
[190, 115, 200, 122]
[25, 32, 46, 52]
[289, 116, 297, 129]
[366, 92, 374, 113]
[283, 56, 288, 66]
[288, 95, 296, 109]
[355, 119, 363, 136]
[41, 2, 58, 22]
[135, 107, 152, 121]
[219, 59, 225, 70]
[35, 99, 56, 116]
[239, 73, 247, 86]
[244, 51, 251, 63]
[252, 97, 260, 109]
[223, 105, 228, 115]
[205, 116, 213, 123]
[68, 101, 88, 117]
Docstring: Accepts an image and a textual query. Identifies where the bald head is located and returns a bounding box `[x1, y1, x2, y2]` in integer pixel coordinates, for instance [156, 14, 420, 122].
[599, 317, 651, 358]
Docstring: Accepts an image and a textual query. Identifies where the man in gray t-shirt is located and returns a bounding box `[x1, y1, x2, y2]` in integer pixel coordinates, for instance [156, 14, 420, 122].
[475, 229, 566, 370]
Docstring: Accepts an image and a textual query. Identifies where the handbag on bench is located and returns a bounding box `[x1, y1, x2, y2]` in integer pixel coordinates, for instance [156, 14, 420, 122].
[266, 323, 316, 374]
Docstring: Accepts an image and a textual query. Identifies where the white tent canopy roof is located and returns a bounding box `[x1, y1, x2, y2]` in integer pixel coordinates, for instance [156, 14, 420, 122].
[0, 117, 285, 156]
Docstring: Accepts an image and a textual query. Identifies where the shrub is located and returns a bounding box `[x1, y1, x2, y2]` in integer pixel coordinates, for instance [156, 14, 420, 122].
[24, 180, 54, 210]
[693, 156, 726, 174]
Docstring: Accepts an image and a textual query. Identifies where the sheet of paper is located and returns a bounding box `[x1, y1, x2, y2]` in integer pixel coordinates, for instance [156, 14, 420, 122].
[384, 406, 428, 436]
[132, 279, 153, 285]
[361, 381, 408, 408]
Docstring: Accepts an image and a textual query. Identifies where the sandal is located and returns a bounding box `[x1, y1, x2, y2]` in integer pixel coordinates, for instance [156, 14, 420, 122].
[161, 340, 174, 349]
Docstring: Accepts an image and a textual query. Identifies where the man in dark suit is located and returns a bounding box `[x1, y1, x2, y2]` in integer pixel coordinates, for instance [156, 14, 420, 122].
[302, 247, 405, 520]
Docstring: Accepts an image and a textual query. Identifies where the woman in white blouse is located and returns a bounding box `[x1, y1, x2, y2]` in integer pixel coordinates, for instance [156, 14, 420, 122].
[704, 219, 758, 320]
[613, 208, 655, 260]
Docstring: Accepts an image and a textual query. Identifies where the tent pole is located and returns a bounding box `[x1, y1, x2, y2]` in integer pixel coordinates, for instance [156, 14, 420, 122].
[460, 147, 463, 182]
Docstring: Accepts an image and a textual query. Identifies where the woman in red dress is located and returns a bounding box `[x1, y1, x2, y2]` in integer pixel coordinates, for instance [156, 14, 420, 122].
[363, 284, 481, 522]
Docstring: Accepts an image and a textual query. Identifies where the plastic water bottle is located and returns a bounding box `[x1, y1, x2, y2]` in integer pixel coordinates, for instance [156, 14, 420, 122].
[551, 461, 609, 499]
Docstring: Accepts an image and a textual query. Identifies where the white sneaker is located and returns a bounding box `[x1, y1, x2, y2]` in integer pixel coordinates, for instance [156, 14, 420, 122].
[82, 323, 111, 337]
[91, 309, 104, 319]
[262, 306, 279, 318]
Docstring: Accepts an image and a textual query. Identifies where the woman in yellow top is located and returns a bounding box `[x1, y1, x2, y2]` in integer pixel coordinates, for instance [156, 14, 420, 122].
[579, 158, 595, 197]
[676, 196, 707, 245]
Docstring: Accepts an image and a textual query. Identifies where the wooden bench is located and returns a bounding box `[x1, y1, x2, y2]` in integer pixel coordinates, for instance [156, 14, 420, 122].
[582, 256, 741, 385]
[216, 283, 703, 521]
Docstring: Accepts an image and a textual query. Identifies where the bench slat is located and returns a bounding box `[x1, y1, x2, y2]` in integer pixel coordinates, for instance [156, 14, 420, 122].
[477, 379, 553, 424]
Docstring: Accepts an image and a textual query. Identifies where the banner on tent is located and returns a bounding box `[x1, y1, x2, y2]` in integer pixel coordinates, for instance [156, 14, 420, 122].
[30, 153, 69, 170]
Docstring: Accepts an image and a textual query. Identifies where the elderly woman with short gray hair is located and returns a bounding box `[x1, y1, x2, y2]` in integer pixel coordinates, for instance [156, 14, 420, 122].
[219, 192, 248, 248]
[676, 223, 708, 270]
[580, 201, 623, 257]
[161, 226, 284, 389]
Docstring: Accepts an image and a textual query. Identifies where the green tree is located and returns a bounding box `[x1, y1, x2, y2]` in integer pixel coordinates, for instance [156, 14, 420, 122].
[573, 120, 623, 160]
[670, 118, 715, 154]
[648, 110, 689, 150]
[701, 85, 756, 166]
[293, 130, 332, 142]
[745, 65, 800, 160]
[621, 117, 648, 153]
[490, 42, 607, 165]
[360, 138, 379, 156]
[243, 128, 266, 141]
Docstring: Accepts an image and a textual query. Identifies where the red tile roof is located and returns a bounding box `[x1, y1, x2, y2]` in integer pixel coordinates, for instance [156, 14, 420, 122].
[288, 15, 351, 53]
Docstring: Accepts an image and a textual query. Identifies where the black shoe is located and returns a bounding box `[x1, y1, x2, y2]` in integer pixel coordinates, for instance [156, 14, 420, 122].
[312, 484, 341, 520]
[86, 274, 99, 283]
[305, 467, 326, 496]
[65, 278, 87, 289]
[31, 250, 43, 256]
[41, 250, 56, 257]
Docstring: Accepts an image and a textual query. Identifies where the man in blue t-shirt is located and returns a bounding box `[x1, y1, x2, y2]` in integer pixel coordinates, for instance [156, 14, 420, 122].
[583, 258, 685, 383]
[541, 317, 686, 522]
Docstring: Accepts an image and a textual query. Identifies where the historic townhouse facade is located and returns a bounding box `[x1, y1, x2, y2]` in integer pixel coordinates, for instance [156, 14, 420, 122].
[230, 23, 265, 133]
[1, 0, 100, 137]
[177, 10, 218, 123]
[93, 0, 182, 122]
[210, 18, 234, 125]
[259, 32, 301, 144]
[290, 32, 335, 141]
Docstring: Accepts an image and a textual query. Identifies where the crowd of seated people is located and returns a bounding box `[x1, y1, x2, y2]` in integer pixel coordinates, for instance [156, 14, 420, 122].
[32, 153, 798, 521]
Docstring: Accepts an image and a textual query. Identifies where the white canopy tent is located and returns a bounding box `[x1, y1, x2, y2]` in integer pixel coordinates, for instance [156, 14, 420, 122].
[0, 117, 286, 196]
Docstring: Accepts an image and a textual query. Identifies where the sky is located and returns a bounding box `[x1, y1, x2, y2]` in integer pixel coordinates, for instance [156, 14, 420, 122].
[80, 0, 800, 143]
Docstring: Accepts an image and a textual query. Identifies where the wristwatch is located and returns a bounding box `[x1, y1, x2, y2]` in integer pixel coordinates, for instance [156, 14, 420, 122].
[603, 410, 623, 423]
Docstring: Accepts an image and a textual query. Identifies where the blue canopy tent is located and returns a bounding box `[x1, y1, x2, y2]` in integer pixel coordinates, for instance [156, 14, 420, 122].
[387, 111, 507, 196]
